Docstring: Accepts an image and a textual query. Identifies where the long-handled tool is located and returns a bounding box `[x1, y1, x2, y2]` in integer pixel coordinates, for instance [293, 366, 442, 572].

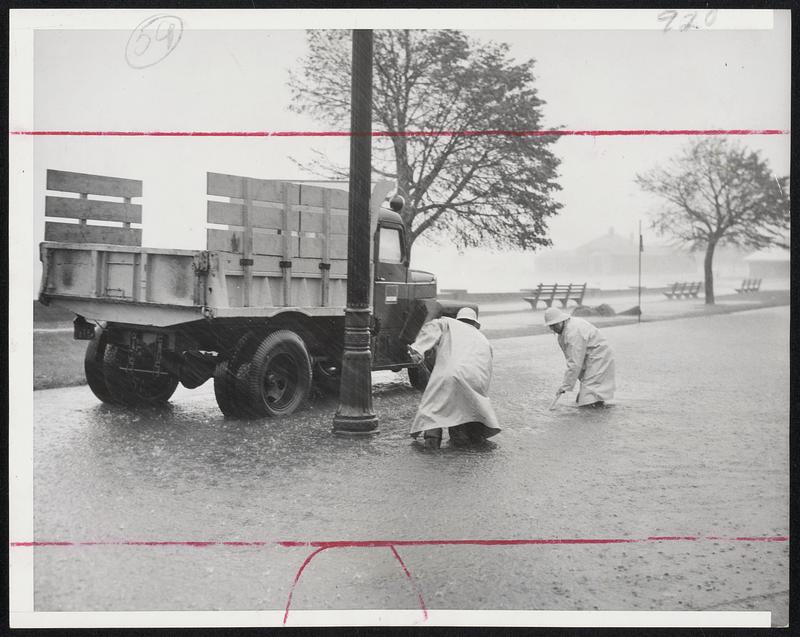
[548, 392, 562, 410]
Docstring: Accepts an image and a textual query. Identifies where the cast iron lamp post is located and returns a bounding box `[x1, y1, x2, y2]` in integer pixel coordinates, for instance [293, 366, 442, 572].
[333, 29, 378, 435]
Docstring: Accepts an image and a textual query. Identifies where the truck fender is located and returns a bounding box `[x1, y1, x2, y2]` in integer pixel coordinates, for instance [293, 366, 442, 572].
[399, 298, 480, 344]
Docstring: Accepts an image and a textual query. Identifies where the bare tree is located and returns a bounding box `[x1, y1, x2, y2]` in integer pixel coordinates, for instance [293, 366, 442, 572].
[288, 30, 563, 254]
[636, 139, 789, 304]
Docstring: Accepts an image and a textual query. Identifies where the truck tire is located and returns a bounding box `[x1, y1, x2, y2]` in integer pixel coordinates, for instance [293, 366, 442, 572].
[213, 332, 258, 418]
[84, 328, 116, 404]
[239, 330, 312, 417]
[102, 344, 179, 407]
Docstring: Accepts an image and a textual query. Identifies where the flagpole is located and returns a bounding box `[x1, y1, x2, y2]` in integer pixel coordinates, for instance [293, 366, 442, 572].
[638, 219, 642, 324]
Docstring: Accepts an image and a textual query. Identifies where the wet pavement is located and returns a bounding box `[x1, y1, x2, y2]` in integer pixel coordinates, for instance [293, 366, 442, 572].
[27, 306, 789, 625]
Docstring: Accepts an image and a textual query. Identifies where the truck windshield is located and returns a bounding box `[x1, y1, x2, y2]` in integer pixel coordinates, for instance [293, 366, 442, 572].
[378, 227, 403, 263]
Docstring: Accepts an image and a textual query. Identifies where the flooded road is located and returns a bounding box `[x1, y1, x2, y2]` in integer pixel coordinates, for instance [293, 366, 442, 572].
[26, 307, 789, 625]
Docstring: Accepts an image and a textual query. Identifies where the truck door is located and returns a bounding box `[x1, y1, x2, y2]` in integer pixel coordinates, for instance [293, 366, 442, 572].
[372, 222, 410, 367]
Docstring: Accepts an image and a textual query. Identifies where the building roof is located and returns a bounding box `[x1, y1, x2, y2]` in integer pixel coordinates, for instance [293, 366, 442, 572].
[574, 228, 636, 255]
[574, 227, 680, 256]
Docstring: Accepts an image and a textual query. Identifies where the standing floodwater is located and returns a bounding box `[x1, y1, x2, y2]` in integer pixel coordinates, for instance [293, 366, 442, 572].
[30, 308, 788, 624]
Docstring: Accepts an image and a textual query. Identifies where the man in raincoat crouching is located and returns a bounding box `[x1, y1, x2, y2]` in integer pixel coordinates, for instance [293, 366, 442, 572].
[408, 307, 501, 449]
[544, 307, 615, 408]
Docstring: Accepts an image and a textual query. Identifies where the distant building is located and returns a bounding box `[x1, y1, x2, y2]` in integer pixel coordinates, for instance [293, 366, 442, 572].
[534, 227, 699, 282]
[744, 247, 790, 278]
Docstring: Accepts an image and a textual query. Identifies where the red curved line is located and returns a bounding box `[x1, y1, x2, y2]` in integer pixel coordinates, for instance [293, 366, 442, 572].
[8, 128, 790, 138]
[389, 545, 428, 622]
[283, 545, 330, 625]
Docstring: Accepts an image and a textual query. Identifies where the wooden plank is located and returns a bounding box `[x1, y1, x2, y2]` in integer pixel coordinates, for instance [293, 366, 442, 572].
[321, 190, 332, 263]
[242, 180, 253, 307]
[254, 232, 291, 257]
[299, 208, 348, 235]
[45, 196, 142, 224]
[219, 252, 282, 274]
[207, 228, 296, 257]
[281, 183, 293, 306]
[41, 242, 200, 257]
[47, 169, 142, 198]
[214, 253, 349, 277]
[96, 251, 108, 297]
[45, 221, 142, 246]
[291, 257, 329, 274]
[329, 235, 348, 260]
[207, 200, 298, 231]
[123, 197, 132, 228]
[319, 190, 331, 306]
[298, 236, 324, 259]
[207, 228, 245, 254]
[299, 183, 349, 209]
[207, 172, 300, 205]
[140, 253, 150, 301]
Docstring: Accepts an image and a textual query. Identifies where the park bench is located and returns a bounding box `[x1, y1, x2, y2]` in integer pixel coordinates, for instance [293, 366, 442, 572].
[735, 278, 762, 293]
[663, 281, 702, 299]
[523, 283, 587, 309]
[663, 282, 685, 299]
[684, 281, 702, 298]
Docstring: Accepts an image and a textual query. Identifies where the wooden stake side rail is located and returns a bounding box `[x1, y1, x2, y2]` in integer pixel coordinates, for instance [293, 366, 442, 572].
[44, 169, 143, 247]
[206, 172, 350, 310]
[38, 170, 367, 325]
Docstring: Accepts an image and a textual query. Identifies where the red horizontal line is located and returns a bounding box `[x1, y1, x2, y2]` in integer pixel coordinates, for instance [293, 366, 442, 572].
[9, 129, 790, 138]
[10, 536, 789, 548]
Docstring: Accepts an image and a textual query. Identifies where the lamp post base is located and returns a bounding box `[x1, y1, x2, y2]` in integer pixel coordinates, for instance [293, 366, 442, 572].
[332, 419, 379, 436]
[332, 307, 379, 435]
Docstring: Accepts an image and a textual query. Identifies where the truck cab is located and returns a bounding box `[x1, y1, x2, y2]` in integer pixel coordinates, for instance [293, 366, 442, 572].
[371, 207, 475, 373]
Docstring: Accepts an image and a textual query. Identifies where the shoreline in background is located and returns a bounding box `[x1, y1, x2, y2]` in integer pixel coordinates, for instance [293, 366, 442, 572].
[32, 276, 788, 325]
[32, 287, 789, 391]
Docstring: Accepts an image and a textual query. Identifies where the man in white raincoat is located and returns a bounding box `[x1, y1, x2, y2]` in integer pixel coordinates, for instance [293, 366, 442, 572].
[544, 307, 615, 408]
[408, 307, 501, 449]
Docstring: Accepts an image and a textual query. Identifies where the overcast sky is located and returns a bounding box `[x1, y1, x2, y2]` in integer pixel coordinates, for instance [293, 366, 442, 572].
[17, 9, 791, 292]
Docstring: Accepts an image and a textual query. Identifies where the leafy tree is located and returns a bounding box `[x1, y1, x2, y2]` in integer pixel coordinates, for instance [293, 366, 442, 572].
[636, 138, 789, 304]
[288, 29, 563, 253]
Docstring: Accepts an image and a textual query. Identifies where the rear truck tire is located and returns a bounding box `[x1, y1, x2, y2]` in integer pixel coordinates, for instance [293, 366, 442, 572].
[239, 330, 312, 418]
[102, 344, 179, 407]
[213, 332, 258, 418]
[408, 350, 436, 391]
[84, 327, 116, 404]
[312, 360, 341, 396]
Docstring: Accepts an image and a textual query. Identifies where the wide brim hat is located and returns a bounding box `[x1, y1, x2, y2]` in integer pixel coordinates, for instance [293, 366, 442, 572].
[544, 307, 571, 326]
[456, 307, 481, 329]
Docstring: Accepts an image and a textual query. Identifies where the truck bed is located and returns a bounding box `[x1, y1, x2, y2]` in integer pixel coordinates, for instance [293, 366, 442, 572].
[39, 241, 345, 327]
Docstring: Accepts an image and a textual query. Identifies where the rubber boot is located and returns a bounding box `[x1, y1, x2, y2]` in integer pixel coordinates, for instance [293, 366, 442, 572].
[423, 428, 442, 449]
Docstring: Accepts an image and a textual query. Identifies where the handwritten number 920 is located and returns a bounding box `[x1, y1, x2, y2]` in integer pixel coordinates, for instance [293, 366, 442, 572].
[658, 9, 718, 32]
[125, 15, 183, 69]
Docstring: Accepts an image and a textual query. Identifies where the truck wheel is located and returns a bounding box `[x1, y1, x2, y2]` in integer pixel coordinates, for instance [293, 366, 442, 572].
[240, 330, 312, 417]
[84, 328, 116, 404]
[213, 332, 258, 418]
[313, 360, 341, 396]
[102, 345, 179, 407]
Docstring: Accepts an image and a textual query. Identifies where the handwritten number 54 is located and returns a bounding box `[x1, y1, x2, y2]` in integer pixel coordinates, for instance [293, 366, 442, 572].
[125, 15, 183, 69]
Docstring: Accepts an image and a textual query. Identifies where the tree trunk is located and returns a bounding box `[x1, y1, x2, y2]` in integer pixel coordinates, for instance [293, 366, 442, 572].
[703, 240, 717, 305]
